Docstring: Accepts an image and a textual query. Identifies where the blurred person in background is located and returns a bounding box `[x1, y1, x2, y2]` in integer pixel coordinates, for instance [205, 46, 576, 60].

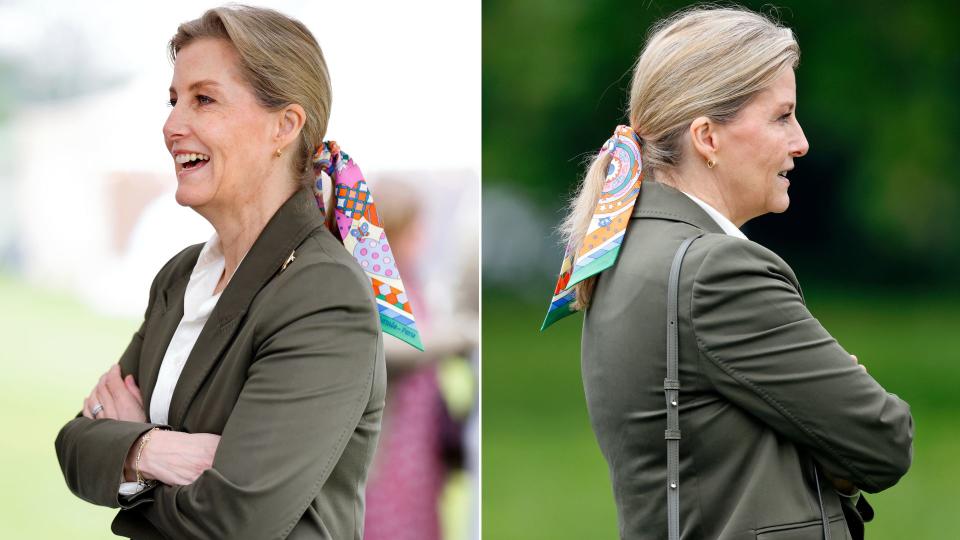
[363, 177, 478, 540]
[542, 6, 913, 540]
[53, 5, 426, 538]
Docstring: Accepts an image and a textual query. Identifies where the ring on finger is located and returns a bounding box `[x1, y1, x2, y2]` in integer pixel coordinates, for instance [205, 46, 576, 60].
[92, 403, 104, 418]
[96, 387, 114, 417]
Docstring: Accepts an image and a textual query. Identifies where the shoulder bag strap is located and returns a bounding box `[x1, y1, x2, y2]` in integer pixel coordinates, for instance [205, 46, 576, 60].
[665, 233, 702, 540]
[814, 463, 833, 540]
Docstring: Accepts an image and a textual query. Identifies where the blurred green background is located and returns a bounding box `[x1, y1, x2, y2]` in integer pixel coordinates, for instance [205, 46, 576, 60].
[482, 1, 960, 539]
[0, 275, 135, 537]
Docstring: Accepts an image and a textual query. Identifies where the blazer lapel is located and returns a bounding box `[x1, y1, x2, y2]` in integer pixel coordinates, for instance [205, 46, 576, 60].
[166, 188, 325, 429]
[140, 271, 192, 418]
[632, 180, 726, 235]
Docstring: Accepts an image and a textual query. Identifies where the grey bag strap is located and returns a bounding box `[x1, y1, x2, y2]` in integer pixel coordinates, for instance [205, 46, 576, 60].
[664, 234, 701, 540]
[814, 463, 833, 540]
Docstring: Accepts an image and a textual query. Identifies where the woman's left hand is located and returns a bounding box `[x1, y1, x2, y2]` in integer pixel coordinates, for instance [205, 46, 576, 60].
[82, 364, 147, 423]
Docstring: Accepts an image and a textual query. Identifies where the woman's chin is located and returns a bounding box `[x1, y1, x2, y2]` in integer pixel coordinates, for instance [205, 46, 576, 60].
[175, 184, 215, 209]
[767, 194, 790, 214]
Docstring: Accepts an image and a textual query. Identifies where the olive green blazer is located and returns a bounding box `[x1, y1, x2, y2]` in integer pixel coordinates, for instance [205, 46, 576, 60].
[581, 181, 913, 540]
[55, 188, 387, 539]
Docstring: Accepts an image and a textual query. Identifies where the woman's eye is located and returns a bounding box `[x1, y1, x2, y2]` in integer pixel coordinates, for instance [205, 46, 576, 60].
[779, 112, 792, 122]
[166, 96, 214, 108]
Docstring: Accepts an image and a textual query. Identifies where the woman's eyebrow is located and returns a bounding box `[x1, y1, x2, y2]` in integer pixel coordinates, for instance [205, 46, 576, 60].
[168, 79, 222, 94]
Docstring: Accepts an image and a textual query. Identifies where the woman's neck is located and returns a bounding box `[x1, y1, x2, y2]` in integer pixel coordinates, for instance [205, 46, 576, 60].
[201, 182, 299, 293]
[658, 166, 745, 227]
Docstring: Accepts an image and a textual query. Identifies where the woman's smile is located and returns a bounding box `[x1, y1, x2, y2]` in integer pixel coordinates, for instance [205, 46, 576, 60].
[174, 151, 211, 179]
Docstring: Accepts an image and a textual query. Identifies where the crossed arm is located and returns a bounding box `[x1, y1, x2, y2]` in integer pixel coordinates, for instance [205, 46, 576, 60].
[80, 363, 220, 487]
[55, 312, 223, 510]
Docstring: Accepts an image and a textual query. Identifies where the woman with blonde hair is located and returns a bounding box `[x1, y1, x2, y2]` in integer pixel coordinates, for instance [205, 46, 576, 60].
[543, 6, 913, 540]
[55, 5, 422, 538]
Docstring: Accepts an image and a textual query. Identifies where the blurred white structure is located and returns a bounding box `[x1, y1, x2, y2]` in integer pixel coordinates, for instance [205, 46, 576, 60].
[481, 185, 559, 293]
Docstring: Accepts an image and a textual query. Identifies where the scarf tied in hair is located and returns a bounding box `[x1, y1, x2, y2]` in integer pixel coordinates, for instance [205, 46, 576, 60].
[312, 141, 424, 351]
[542, 125, 644, 330]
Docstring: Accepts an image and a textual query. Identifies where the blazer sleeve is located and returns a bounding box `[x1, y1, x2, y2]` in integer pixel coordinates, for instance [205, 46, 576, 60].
[55, 270, 168, 509]
[689, 236, 914, 493]
[131, 258, 381, 539]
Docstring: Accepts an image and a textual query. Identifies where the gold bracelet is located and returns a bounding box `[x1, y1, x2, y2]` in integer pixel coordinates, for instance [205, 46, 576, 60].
[135, 427, 160, 485]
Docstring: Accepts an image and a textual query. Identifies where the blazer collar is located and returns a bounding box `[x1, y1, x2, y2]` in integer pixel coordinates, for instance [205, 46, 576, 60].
[631, 180, 726, 235]
[202, 187, 324, 327]
[144, 187, 325, 428]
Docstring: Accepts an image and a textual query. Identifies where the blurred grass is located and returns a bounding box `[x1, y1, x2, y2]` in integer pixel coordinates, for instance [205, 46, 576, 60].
[482, 288, 960, 540]
[0, 273, 138, 538]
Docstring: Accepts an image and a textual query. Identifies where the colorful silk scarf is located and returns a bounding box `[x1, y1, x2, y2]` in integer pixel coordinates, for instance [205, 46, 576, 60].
[312, 141, 424, 351]
[541, 125, 644, 330]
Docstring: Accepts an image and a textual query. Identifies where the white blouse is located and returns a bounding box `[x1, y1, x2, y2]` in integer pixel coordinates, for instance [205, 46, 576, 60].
[149, 233, 229, 424]
[120, 233, 234, 496]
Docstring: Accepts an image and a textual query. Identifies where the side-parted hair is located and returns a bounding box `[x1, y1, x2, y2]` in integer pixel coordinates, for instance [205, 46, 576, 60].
[169, 5, 332, 191]
[563, 6, 800, 309]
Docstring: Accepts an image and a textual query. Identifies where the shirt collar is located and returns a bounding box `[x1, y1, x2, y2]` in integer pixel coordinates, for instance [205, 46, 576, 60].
[180, 233, 225, 320]
[679, 191, 748, 240]
[192, 232, 253, 283]
[194, 232, 225, 274]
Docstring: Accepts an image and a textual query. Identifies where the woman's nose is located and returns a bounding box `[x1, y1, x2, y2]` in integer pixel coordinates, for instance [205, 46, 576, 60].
[162, 105, 187, 143]
[791, 122, 809, 158]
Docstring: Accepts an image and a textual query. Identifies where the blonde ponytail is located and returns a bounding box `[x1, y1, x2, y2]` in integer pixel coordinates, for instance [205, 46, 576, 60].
[560, 152, 612, 309]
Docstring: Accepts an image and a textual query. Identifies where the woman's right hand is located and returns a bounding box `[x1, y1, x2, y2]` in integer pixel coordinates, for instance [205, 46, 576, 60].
[851, 354, 866, 372]
[125, 430, 221, 486]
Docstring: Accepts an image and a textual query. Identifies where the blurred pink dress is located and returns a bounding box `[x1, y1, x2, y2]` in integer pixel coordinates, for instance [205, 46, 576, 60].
[364, 283, 446, 540]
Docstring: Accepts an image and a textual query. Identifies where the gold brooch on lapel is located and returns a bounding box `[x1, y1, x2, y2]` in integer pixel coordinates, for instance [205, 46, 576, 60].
[281, 250, 296, 272]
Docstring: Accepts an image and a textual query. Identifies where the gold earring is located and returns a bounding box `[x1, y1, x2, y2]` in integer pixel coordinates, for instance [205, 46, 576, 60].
[706, 159, 716, 169]
[275, 149, 283, 158]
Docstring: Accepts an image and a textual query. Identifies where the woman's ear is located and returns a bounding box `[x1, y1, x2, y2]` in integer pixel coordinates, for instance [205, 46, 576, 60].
[688, 116, 720, 163]
[275, 103, 306, 149]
